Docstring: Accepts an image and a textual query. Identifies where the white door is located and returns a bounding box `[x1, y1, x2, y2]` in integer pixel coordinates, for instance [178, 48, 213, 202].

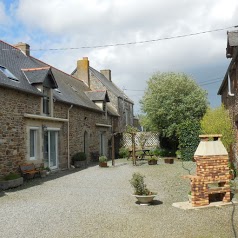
[44, 130, 58, 169]
[99, 132, 106, 156]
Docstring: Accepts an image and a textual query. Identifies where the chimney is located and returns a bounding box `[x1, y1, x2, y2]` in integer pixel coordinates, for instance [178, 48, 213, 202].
[100, 69, 111, 81]
[14, 42, 30, 56]
[77, 57, 90, 87]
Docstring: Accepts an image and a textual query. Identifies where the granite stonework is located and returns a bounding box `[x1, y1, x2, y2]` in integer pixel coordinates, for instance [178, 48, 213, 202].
[0, 87, 41, 174]
[73, 57, 134, 133]
[0, 86, 112, 175]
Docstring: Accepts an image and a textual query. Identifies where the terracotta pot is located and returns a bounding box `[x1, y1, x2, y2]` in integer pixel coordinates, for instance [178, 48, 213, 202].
[99, 162, 108, 167]
[164, 158, 174, 164]
[148, 160, 157, 165]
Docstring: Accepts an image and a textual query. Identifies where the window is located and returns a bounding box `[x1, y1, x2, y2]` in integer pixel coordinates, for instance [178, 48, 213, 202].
[0, 65, 18, 81]
[30, 129, 37, 160]
[43, 87, 50, 115]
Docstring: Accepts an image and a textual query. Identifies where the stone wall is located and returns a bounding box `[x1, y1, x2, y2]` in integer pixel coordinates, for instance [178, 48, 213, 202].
[0, 86, 41, 174]
[0, 86, 113, 175]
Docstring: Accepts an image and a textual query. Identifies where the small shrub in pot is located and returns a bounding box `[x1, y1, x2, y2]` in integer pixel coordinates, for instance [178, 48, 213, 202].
[72, 152, 87, 168]
[99, 156, 108, 167]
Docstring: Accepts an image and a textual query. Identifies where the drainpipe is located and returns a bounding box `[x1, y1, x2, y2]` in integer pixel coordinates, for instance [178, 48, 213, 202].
[67, 105, 73, 169]
[228, 73, 235, 96]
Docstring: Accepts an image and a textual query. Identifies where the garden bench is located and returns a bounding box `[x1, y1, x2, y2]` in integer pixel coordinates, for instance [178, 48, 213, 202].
[19, 163, 41, 180]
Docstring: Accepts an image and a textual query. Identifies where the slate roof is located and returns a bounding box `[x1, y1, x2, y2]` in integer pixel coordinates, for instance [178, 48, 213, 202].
[0, 40, 43, 96]
[218, 31, 238, 95]
[89, 67, 134, 104]
[0, 40, 105, 113]
[85, 90, 110, 102]
[22, 67, 55, 86]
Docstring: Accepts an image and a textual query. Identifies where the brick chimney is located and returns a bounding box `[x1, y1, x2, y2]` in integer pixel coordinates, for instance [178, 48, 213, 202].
[100, 69, 111, 81]
[14, 42, 30, 56]
[77, 57, 90, 87]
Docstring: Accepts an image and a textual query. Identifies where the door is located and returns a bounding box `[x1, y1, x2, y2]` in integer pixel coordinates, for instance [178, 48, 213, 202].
[99, 132, 106, 156]
[44, 130, 58, 170]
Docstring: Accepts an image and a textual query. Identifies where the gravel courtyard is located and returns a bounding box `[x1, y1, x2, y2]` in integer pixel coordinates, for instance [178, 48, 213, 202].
[0, 159, 237, 238]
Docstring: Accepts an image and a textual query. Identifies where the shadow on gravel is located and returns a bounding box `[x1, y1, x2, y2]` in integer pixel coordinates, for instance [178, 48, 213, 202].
[2, 162, 101, 194]
[135, 200, 163, 206]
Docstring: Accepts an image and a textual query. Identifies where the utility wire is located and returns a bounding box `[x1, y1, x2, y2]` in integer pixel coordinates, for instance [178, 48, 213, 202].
[30, 25, 238, 51]
[124, 77, 224, 92]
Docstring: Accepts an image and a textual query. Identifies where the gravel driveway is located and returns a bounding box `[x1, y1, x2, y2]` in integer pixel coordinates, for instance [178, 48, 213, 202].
[0, 159, 237, 238]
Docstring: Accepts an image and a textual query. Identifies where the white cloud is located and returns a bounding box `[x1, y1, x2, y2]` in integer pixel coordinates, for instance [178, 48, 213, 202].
[0, 2, 10, 25]
[8, 0, 238, 113]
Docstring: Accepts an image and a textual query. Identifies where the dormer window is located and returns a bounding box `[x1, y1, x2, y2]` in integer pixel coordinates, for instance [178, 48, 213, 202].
[0, 65, 19, 81]
[43, 87, 50, 115]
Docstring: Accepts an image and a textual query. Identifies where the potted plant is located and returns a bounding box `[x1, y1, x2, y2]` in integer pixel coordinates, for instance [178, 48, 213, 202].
[147, 149, 154, 158]
[147, 156, 158, 165]
[39, 166, 51, 177]
[99, 155, 108, 167]
[72, 152, 87, 168]
[0, 172, 23, 190]
[130, 172, 157, 205]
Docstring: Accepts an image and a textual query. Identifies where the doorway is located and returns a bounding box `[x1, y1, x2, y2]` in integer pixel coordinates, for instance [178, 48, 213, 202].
[44, 130, 58, 169]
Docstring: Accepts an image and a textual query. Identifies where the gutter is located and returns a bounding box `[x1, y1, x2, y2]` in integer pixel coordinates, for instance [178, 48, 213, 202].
[67, 105, 73, 169]
[218, 47, 238, 95]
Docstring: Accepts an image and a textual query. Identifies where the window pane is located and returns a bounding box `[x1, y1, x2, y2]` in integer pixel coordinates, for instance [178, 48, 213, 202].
[0, 65, 18, 81]
[30, 130, 35, 158]
[43, 97, 49, 114]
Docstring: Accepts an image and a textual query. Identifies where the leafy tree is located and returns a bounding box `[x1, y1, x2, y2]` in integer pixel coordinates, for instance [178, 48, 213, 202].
[138, 114, 156, 132]
[140, 72, 208, 146]
[200, 105, 235, 151]
[177, 119, 201, 161]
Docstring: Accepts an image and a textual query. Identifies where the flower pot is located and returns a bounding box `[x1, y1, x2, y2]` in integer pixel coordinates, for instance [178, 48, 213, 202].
[148, 160, 157, 165]
[164, 158, 174, 164]
[74, 160, 87, 168]
[0, 177, 23, 190]
[132, 194, 157, 205]
[40, 170, 47, 178]
[99, 162, 108, 167]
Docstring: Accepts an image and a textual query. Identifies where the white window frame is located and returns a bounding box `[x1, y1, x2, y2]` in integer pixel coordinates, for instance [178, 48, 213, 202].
[29, 127, 39, 160]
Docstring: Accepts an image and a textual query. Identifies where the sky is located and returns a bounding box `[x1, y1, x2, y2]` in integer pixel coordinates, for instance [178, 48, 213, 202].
[1, 0, 238, 115]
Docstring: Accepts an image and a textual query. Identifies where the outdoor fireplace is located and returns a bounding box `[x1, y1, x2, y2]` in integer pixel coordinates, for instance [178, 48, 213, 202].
[184, 134, 231, 207]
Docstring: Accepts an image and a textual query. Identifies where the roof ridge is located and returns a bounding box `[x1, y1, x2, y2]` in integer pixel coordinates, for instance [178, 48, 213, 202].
[29, 55, 86, 84]
[21, 67, 50, 71]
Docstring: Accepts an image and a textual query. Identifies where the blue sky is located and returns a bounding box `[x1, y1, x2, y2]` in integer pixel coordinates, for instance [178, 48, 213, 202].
[1, 0, 238, 114]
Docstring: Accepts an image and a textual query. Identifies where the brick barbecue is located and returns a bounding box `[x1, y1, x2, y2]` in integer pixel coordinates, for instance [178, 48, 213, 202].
[184, 134, 231, 207]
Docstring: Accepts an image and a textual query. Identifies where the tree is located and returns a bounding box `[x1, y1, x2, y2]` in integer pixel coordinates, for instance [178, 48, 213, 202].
[140, 72, 208, 148]
[200, 105, 235, 151]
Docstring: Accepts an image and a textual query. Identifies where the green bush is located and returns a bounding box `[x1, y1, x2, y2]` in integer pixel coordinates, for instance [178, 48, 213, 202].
[147, 156, 158, 161]
[119, 147, 129, 158]
[178, 120, 201, 161]
[156, 148, 175, 157]
[136, 151, 144, 157]
[129, 173, 150, 195]
[4, 172, 21, 181]
[72, 152, 87, 162]
[99, 156, 107, 163]
[201, 105, 235, 151]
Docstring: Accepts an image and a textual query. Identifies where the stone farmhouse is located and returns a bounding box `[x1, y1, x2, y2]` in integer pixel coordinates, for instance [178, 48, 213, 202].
[218, 30, 238, 164]
[72, 57, 134, 156]
[0, 41, 134, 175]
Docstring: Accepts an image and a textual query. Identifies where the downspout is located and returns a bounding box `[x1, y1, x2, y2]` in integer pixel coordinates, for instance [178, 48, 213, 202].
[67, 105, 73, 169]
[228, 73, 235, 96]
